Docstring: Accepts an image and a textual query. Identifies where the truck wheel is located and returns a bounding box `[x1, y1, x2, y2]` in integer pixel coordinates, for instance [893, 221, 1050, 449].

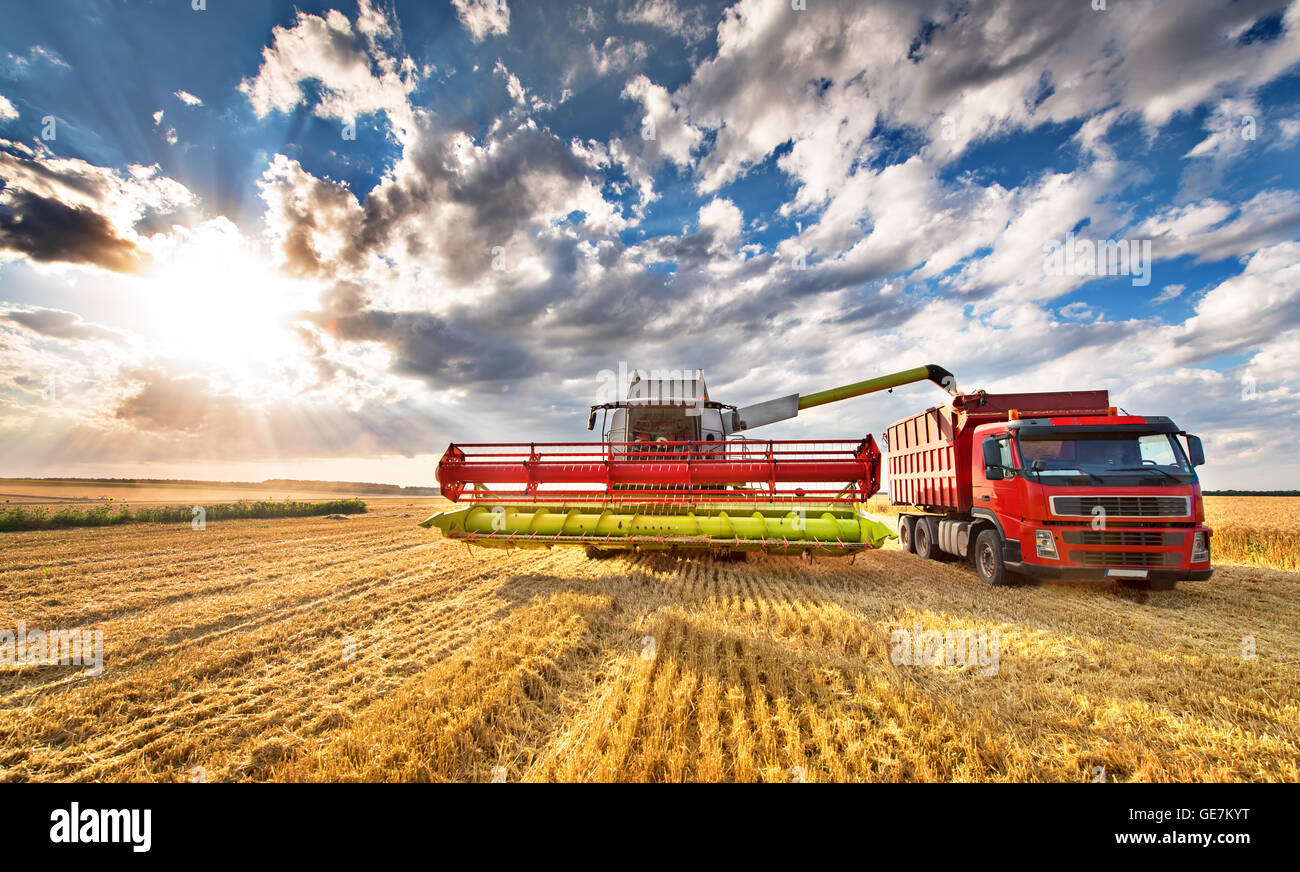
[973, 529, 1009, 586]
[898, 515, 915, 553]
[913, 518, 938, 560]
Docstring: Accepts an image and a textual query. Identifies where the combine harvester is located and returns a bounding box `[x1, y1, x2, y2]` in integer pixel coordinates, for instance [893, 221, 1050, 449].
[421, 366, 957, 557]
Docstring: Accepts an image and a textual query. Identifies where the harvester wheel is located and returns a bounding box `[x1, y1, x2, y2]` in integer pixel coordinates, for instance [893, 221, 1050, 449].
[913, 517, 939, 561]
[898, 515, 916, 553]
[584, 545, 619, 560]
[974, 529, 1009, 586]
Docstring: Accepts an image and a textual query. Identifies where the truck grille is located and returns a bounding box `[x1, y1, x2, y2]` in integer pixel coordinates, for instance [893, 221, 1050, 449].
[1068, 549, 1180, 567]
[1050, 495, 1190, 518]
[1061, 530, 1180, 547]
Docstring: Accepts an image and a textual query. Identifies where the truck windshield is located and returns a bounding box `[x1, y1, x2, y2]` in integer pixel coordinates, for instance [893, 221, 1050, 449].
[1016, 432, 1193, 484]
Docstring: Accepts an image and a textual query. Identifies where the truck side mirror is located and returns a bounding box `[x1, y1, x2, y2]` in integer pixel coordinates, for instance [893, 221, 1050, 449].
[1185, 434, 1205, 467]
[985, 466, 1005, 481]
[586, 408, 597, 431]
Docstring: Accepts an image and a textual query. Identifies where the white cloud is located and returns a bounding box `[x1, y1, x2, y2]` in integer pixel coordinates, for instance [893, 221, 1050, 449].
[621, 74, 701, 169]
[1184, 98, 1258, 160]
[173, 90, 203, 107]
[1166, 241, 1300, 366]
[494, 60, 550, 112]
[239, 4, 418, 138]
[355, 0, 393, 39]
[667, 0, 1300, 197]
[3, 45, 69, 78]
[1275, 117, 1300, 149]
[571, 6, 602, 32]
[587, 37, 649, 78]
[697, 196, 744, 257]
[1153, 284, 1185, 304]
[620, 0, 711, 44]
[0, 95, 17, 121]
[151, 109, 177, 145]
[1137, 190, 1300, 264]
[451, 0, 510, 42]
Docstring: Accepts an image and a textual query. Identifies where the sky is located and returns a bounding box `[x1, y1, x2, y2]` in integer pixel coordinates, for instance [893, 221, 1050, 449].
[1, 0, 1299, 489]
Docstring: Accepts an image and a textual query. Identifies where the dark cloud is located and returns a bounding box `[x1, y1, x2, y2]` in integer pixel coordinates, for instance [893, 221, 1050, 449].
[310, 307, 536, 385]
[0, 188, 145, 272]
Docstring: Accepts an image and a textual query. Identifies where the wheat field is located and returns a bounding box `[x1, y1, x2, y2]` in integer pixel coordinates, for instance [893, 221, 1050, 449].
[1, 497, 1296, 782]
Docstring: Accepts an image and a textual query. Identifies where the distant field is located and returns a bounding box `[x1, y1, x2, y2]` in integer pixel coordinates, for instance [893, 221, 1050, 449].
[1202, 496, 1300, 531]
[0, 479, 412, 506]
[1203, 496, 1300, 572]
[0, 496, 1295, 782]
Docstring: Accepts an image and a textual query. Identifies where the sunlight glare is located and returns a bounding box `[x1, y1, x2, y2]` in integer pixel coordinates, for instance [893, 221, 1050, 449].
[141, 219, 317, 389]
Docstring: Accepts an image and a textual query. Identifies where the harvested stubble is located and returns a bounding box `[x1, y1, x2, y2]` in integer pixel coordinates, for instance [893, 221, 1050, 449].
[0, 498, 1296, 782]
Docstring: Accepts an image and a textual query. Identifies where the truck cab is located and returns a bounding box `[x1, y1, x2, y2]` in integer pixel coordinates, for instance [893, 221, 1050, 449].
[889, 392, 1213, 589]
[970, 414, 1212, 587]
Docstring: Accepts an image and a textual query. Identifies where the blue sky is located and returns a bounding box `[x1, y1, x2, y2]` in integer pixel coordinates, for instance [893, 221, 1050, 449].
[2, 0, 1300, 488]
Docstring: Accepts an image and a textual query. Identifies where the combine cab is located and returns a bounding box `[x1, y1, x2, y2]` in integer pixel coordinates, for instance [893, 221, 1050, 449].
[421, 365, 957, 557]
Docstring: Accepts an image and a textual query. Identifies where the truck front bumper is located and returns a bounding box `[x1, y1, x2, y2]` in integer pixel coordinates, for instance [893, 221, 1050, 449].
[1003, 525, 1214, 582]
[1004, 561, 1214, 582]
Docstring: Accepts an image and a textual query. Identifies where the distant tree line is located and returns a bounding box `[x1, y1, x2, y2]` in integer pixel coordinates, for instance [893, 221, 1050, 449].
[1, 499, 368, 532]
[1203, 490, 1300, 496]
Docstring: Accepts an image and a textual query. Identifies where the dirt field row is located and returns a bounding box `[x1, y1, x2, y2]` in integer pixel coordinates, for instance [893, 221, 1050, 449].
[1, 499, 1297, 782]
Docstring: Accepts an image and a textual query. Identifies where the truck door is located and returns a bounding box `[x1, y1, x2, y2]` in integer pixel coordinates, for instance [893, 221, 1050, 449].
[974, 432, 1023, 523]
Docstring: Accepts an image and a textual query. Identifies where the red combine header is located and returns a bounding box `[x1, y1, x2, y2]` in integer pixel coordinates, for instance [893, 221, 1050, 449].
[435, 437, 881, 504]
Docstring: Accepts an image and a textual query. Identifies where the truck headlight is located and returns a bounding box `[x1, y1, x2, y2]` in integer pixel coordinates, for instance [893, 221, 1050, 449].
[1192, 531, 1210, 563]
[1035, 529, 1058, 560]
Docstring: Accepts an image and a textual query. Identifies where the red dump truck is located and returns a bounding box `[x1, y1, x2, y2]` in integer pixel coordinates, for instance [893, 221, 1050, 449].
[886, 390, 1213, 588]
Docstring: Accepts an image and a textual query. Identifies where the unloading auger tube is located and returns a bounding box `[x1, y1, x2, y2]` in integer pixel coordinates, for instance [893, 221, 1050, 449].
[419, 364, 957, 556]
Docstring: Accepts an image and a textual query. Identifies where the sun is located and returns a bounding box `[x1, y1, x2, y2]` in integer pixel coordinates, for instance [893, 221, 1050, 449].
[139, 218, 317, 388]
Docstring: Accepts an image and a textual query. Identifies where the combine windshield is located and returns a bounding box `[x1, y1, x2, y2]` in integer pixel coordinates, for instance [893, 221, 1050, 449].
[1016, 432, 1194, 484]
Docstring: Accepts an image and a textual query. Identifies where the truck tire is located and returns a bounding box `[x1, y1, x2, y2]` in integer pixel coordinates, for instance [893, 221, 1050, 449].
[973, 529, 1009, 586]
[898, 515, 915, 553]
[913, 517, 939, 560]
